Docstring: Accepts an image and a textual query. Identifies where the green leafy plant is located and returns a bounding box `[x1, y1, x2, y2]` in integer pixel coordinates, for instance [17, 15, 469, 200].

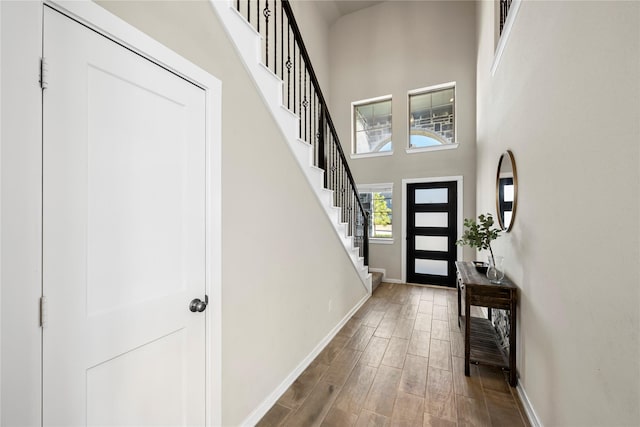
[372, 192, 391, 227]
[456, 213, 502, 260]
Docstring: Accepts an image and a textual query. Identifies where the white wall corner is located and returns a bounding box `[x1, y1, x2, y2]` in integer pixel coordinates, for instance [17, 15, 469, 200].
[517, 381, 543, 427]
[239, 292, 370, 426]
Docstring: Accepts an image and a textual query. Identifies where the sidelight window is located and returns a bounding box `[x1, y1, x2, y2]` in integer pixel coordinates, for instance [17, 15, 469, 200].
[358, 183, 393, 242]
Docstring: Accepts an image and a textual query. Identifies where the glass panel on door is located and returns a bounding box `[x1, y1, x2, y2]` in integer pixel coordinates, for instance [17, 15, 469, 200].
[415, 188, 448, 204]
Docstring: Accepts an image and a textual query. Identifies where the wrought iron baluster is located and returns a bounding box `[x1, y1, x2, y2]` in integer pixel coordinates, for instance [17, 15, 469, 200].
[307, 70, 312, 144]
[280, 1, 284, 81]
[348, 193, 352, 234]
[303, 68, 308, 143]
[331, 136, 337, 202]
[313, 95, 318, 166]
[340, 167, 345, 222]
[263, 1, 270, 67]
[286, 24, 291, 109]
[318, 105, 324, 178]
[273, 0, 277, 75]
[293, 41, 296, 115]
[298, 50, 302, 139]
[350, 185, 354, 234]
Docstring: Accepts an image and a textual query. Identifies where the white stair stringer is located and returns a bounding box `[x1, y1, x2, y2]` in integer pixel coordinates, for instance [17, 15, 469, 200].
[210, 0, 371, 292]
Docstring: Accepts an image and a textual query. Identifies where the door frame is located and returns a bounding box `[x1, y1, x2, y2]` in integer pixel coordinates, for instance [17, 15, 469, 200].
[1, 1, 223, 424]
[401, 176, 463, 284]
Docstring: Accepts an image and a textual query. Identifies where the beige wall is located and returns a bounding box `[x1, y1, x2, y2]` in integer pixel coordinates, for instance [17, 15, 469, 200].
[92, 1, 368, 424]
[328, 1, 478, 281]
[476, 1, 640, 424]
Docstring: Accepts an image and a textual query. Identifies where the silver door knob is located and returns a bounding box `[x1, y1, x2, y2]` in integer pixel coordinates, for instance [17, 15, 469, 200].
[189, 297, 208, 313]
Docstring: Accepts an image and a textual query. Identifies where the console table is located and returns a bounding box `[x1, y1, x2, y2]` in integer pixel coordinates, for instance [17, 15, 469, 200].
[455, 261, 518, 386]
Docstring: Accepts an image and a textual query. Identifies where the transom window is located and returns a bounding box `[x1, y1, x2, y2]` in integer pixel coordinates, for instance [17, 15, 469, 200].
[358, 183, 393, 242]
[352, 96, 392, 157]
[409, 84, 456, 149]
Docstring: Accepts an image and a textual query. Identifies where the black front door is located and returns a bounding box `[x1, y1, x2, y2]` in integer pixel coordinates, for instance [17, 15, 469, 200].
[406, 181, 457, 287]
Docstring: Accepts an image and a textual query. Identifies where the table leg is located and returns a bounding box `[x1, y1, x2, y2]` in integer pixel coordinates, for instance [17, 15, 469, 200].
[464, 296, 471, 377]
[509, 305, 517, 386]
[457, 281, 462, 328]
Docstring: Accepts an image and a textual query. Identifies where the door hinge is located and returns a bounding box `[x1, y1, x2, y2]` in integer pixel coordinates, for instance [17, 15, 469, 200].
[40, 296, 48, 328]
[39, 57, 48, 90]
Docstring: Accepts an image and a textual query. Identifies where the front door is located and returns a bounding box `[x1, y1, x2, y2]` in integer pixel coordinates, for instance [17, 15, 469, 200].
[406, 181, 458, 287]
[43, 6, 207, 425]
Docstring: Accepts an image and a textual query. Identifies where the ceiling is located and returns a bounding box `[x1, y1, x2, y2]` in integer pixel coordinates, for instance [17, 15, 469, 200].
[314, 0, 385, 25]
[332, 0, 384, 16]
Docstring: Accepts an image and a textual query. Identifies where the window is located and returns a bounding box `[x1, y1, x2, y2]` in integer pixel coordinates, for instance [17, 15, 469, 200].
[352, 96, 392, 157]
[408, 83, 456, 151]
[358, 183, 393, 242]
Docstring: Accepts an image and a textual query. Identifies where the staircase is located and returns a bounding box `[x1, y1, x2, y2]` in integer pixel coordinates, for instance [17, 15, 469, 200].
[371, 271, 383, 292]
[210, 0, 372, 291]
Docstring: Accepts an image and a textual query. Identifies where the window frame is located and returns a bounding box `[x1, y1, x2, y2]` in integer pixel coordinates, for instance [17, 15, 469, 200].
[351, 95, 394, 159]
[406, 82, 458, 154]
[357, 182, 394, 244]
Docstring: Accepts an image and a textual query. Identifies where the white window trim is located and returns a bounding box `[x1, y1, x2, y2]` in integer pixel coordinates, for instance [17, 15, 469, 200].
[401, 176, 463, 284]
[351, 151, 394, 160]
[408, 81, 456, 95]
[358, 182, 394, 243]
[359, 182, 394, 193]
[351, 94, 393, 157]
[491, 0, 522, 76]
[406, 143, 459, 154]
[407, 82, 457, 153]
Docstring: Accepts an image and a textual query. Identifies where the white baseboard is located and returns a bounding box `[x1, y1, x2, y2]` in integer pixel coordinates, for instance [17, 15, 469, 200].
[240, 293, 370, 426]
[517, 381, 543, 427]
[382, 278, 403, 284]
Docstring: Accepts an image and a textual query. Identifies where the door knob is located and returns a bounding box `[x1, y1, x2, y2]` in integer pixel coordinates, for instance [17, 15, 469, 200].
[189, 296, 208, 313]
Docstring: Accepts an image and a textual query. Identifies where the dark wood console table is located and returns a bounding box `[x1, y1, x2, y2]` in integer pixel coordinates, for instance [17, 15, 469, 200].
[455, 261, 518, 386]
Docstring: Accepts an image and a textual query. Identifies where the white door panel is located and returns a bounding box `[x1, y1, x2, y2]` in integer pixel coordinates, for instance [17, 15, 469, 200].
[43, 6, 206, 426]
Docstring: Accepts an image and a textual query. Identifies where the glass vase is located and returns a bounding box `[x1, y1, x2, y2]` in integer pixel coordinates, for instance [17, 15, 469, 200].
[486, 255, 505, 284]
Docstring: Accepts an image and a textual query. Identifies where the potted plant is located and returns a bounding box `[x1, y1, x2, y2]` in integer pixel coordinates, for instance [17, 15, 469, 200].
[456, 213, 503, 280]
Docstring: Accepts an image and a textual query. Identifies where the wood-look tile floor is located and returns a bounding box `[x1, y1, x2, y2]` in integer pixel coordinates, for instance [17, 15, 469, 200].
[256, 283, 530, 427]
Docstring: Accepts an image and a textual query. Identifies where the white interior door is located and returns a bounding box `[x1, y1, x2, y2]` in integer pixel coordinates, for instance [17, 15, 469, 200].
[43, 6, 207, 426]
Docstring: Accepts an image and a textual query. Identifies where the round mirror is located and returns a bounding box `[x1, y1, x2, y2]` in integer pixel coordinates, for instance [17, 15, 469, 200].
[496, 150, 518, 231]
